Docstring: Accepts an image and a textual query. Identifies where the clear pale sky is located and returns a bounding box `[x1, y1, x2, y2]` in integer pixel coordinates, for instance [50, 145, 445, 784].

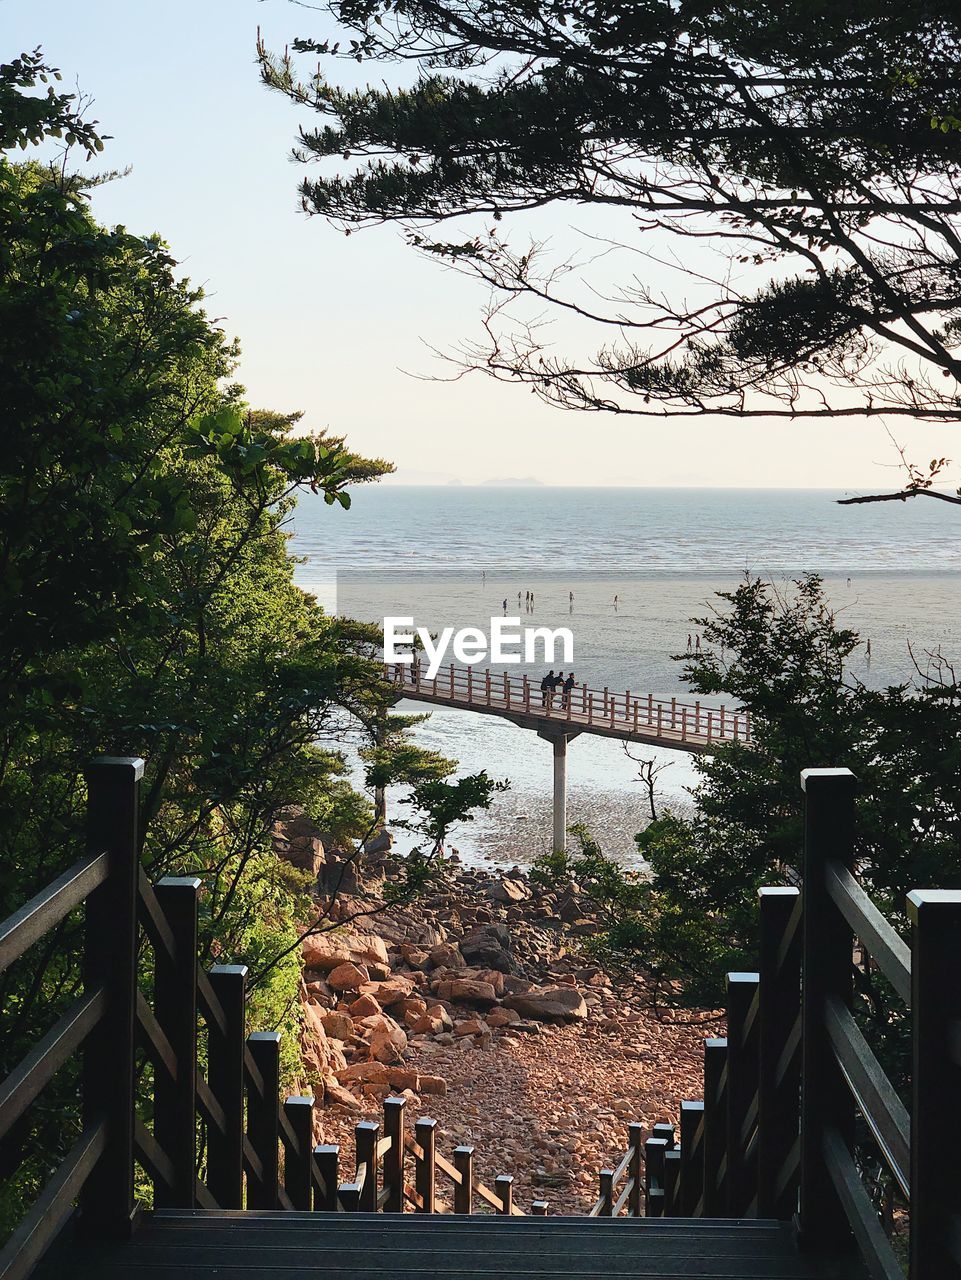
[5, 0, 960, 488]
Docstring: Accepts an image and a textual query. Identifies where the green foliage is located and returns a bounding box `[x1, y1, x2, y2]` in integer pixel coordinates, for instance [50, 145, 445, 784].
[398, 770, 510, 855]
[531, 576, 961, 1011]
[0, 52, 399, 1234]
[260, 2, 961, 432]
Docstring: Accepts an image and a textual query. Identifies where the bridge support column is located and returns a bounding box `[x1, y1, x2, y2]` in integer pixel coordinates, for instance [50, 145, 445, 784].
[538, 728, 582, 853]
[552, 736, 567, 853]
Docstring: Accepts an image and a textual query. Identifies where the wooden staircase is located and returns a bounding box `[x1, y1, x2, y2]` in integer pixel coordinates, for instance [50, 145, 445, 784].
[38, 1210, 857, 1279]
[4, 760, 961, 1279]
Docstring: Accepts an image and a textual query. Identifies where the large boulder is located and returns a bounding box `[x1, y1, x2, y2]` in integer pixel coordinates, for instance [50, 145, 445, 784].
[459, 924, 513, 972]
[436, 977, 498, 1007]
[337, 1061, 390, 1086]
[273, 807, 327, 877]
[302, 930, 389, 973]
[365, 976, 415, 1008]
[327, 962, 369, 992]
[504, 986, 588, 1022]
[487, 877, 530, 904]
[367, 1014, 408, 1064]
[428, 942, 465, 970]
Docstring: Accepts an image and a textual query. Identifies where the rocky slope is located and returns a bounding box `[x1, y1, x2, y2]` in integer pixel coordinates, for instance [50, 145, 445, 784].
[276, 815, 720, 1215]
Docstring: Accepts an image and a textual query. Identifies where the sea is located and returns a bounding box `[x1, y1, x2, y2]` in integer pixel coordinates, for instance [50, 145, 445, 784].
[290, 487, 961, 868]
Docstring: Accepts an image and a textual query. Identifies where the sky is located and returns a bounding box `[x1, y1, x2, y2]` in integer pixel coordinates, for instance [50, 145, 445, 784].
[5, 0, 961, 489]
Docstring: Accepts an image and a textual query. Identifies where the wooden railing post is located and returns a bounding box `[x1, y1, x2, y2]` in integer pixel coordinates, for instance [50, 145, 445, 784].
[598, 1169, 614, 1216]
[628, 1122, 644, 1216]
[383, 1095, 406, 1213]
[757, 888, 801, 1220]
[207, 964, 247, 1209]
[725, 971, 759, 1216]
[153, 876, 200, 1208]
[79, 756, 144, 1239]
[453, 1145, 474, 1214]
[663, 1148, 681, 1213]
[702, 1037, 727, 1216]
[355, 1119, 379, 1211]
[495, 1174, 513, 1215]
[679, 1101, 705, 1216]
[313, 1144, 340, 1211]
[283, 1096, 314, 1210]
[798, 767, 857, 1252]
[531, 1200, 549, 1215]
[907, 890, 961, 1280]
[414, 1117, 436, 1213]
[246, 1031, 281, 1208]
[644, 1137, 668, 1216]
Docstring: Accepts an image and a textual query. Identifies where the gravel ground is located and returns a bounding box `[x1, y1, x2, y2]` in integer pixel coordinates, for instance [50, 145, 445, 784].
[315, 1003, 721, 1216]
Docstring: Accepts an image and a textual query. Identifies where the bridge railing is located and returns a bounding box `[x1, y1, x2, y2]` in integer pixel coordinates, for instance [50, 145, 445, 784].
[641, 768, 961, 1280]
[388, 662, 751, 745]
[315, 1097, 537, 1215]
[0, 756, 570, 1280]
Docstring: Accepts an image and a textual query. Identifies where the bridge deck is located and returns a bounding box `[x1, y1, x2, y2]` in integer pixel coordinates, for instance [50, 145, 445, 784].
[40, 1211, 857, 1279]
[389, 664, 750, 754]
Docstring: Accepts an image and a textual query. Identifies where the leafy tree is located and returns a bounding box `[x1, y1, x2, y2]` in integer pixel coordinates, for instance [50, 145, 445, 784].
[0, 50, 488, 1233]
[533, 576, 961, 1009]
[260, 2, 961, 446]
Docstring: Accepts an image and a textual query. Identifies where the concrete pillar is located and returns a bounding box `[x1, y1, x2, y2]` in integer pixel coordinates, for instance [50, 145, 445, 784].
[553, 735, 567, 853]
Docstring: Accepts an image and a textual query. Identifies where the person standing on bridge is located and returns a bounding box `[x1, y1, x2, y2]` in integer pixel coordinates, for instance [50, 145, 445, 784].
[541, 670, 555, 708]
[562, 671, 575, 709]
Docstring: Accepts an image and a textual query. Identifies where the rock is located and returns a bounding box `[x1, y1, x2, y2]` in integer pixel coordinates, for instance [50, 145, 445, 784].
[273, 807, 327, 876]
[303, 930, 389, 973]
[364, 828, 394, 856]
[337, 1061, 390, 1086]
[437, 978, 498, 1007]
[323, 1078, 362, 1109]
[409, 1013, 447, 1035]
[328, 962, 370, 992]
[428, 942, 465, 970]
[460, 924, 513, 972]
[486, 1006, 521, 1028]
[397, 943, 430, 969]
[453, 1018, 488, 1037]
[504, 986, 588, 1022]
[488, 877, 530, 904]
[349, 993, 382, 1019]
[321, 1011, 355, 1041]
[473, 969, 506, 997]
[418, 1074, 448, 1096]
[368, 976, 415, 1008]
[367, 1015, 408, 1064]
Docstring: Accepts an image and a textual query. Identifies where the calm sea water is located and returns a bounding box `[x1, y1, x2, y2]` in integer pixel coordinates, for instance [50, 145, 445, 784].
[290, 487, 961, 865]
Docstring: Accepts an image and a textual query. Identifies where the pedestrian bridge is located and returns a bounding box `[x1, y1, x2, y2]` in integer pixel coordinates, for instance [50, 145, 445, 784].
[386, 664, 751, 851]
[386, 664, 751, 754]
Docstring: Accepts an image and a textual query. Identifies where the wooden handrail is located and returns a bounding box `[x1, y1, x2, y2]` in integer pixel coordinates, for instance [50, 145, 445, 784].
[0, 1121, 106, 1280]
[824, 859, 911, 1005]
[0, 987, 105, 1144]
[137, 867, 178, 966]
[388, 662, 750, 747]
[433, 1151, 463, 1186]
[0, 850, 109, 975]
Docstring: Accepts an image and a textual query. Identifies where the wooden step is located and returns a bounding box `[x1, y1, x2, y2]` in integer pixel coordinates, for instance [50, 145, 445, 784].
[36, 1211, 861, 1280]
